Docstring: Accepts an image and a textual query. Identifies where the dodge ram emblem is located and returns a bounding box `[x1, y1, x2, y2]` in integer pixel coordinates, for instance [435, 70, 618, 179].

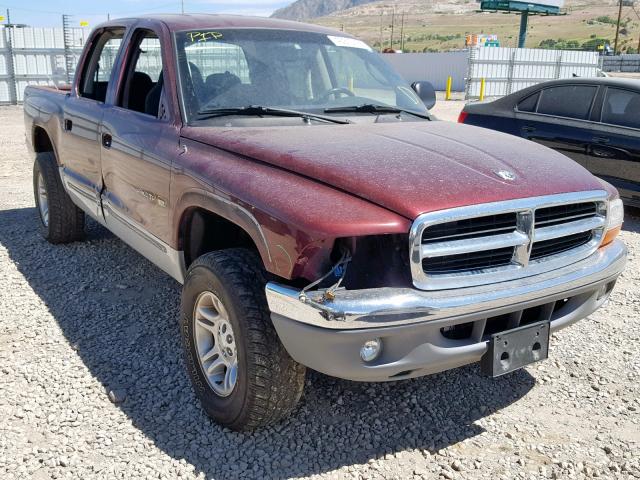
[494, 170, 517, 181]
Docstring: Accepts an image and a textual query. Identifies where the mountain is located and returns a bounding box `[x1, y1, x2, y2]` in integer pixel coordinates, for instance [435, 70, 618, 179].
[271, 0, 378, 20]
[309, 0, 634, 53]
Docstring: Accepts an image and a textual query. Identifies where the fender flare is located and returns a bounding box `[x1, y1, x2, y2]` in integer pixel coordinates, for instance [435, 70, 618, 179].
[174, 189, 274, 270]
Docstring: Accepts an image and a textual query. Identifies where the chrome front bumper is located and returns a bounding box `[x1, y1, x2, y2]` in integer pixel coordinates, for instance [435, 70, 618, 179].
[266, 240, 626, 381]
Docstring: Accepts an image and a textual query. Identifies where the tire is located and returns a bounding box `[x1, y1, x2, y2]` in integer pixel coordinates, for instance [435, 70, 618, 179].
[180, 248, 306, 431]
[33, 151, 85, 243]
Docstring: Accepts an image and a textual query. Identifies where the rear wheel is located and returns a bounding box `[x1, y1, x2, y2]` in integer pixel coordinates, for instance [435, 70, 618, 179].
[180, 248, 306, 431]
[33, 151, 85, 243]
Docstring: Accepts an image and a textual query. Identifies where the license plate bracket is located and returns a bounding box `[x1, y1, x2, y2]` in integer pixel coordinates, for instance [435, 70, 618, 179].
[481, 321, 550, 377]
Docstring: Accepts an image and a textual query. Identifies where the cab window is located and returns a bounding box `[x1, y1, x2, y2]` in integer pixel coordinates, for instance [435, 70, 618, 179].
[537, 85, 597, 120]
[118, 30, 165, 117]
[601, 88, 640, 129]
[79, 29, 125, 102]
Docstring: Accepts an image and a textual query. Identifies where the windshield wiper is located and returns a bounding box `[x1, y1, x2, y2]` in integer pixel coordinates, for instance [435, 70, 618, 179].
[195, 105, 351, 124]
[324, 104, 430, 119]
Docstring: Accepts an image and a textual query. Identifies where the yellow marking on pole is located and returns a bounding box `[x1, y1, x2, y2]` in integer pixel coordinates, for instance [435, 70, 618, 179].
[445, 76, 452, 101]
[79, 20, 89, 27]
[0, 16, 5, 22]
[480, 78, 486, 101]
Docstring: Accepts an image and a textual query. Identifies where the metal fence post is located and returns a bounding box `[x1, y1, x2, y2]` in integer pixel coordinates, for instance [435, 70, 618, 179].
[4, 25, 18, 105]
[506, 49, 516, 95]
[465, 47, 476, 100]
[62, 15, 75, 85]
[554, 51, 562, 79]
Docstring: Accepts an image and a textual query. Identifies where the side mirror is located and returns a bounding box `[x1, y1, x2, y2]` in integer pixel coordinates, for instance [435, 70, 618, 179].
[411, 81, 436, 110]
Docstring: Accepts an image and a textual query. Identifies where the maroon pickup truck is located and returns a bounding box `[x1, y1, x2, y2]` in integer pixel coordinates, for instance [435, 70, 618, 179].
[24, 15, 626, 431]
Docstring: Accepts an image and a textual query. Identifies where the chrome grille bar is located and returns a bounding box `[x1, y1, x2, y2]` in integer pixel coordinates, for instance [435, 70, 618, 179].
[409, 191, 609, 291]
[534, 216, 605, 242]
[421, 231, 528, 257]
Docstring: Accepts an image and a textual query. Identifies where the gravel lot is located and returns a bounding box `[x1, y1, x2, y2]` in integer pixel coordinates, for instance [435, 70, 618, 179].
[0, 105, 638, 480]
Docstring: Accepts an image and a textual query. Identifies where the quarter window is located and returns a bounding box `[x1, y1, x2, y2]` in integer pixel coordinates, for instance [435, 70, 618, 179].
[601, 88, 640, 129]
[537, 85, 597, 120]
[516, 92, 540, 112]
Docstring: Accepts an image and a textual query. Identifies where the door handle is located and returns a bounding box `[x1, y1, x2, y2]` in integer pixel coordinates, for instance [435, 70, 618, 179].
[592, 137, 610, 144]
[522, 126, 536, 133]
[102, 133, 112, 149]
[64, 119, 72, 131]
[592, 148, 614, 158]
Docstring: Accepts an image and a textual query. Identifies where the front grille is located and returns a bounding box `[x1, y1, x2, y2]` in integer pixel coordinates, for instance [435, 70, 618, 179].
[530, 231, 593, 260]
[535, 202, 598, 227]
[410, 192, 608, 290]
[423, 246, 514, 273]
[422, 213, 517, 243]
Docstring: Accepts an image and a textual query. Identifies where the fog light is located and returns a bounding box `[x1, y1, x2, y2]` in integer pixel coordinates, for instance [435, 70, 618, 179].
[360, 338, 382, 362]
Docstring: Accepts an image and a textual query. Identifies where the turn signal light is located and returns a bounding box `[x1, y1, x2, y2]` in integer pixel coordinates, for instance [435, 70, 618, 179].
[457, 111, 468, 123]
[600, 198, 624, 248]
[601, 226, 621, 248]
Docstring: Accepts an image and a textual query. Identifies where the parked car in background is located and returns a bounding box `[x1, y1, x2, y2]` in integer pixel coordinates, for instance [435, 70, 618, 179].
[459, 78, 640, 208]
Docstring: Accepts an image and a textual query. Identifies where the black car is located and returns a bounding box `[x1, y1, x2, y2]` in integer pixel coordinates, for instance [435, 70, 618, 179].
[459, 78, 640, 207]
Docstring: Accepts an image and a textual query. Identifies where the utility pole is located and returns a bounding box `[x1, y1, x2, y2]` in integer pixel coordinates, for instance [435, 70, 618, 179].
[632, 4, 640, 53]
[389, 7, 395, 50]
[181, 0, 185, 14]
[379, 11, 383, 52]
[400, 11, 405, 51]
[613, 0, 623, 54]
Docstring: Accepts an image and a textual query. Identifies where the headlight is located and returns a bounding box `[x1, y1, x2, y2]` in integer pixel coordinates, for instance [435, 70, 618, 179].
[601, 198, 624, 247]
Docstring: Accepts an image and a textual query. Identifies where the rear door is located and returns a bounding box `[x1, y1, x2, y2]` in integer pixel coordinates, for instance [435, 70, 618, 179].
[99, 26, 182, 278]
[589, 86, 640, 206]
[516, 84, 599, 171]
[59, 28, 125, 219]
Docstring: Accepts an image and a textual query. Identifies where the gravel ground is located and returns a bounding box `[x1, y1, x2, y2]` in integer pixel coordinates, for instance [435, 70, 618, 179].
[0, 105, 638, 480]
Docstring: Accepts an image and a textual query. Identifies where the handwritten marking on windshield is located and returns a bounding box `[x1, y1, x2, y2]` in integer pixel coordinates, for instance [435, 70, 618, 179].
[186, 31, 223, 43]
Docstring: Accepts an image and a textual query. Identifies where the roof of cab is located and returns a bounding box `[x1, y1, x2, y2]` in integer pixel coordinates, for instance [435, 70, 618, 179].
[95, 14, 350, 37]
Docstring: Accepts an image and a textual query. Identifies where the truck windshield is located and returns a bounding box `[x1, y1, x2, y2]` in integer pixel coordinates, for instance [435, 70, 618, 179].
[175, 29, 427, 124]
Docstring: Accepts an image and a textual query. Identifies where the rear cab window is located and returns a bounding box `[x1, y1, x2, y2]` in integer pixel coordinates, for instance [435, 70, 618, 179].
[536, 85, 598, 120]
[78, 28, 125, 102]
[601, 87, 640, 129]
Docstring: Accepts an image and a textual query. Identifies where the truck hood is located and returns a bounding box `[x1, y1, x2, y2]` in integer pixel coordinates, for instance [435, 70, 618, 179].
[181, 121, 603, 220]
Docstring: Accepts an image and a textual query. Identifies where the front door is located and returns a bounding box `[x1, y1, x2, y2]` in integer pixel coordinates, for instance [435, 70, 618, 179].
[516, 84, 599, 173]
[99, 28, 182, 279]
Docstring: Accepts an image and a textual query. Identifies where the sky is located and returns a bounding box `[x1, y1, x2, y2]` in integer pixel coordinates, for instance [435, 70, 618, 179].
[0, 0, 291, 27]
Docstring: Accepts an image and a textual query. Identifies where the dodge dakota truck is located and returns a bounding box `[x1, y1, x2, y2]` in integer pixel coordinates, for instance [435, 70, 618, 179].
[24, 15, 627, 431]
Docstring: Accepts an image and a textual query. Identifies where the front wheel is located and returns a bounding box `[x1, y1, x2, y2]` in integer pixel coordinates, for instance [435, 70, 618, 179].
[180, 248, 306, 431]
